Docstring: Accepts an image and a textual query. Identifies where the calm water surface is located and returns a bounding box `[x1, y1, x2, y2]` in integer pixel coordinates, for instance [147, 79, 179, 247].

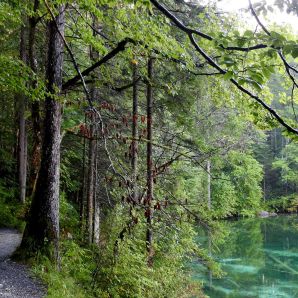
[192, 215, 298, 297]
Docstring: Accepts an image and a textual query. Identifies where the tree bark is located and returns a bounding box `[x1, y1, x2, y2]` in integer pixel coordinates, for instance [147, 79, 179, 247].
[207, 160, 211, 210]
[87, 110, 96, 244]
[17, 25, 28, 203]
[93, 137, 100, 245]
[146, 58, 154, 266]
[28, 0, 42, 196]
[88, 14, 101, 244]
[80, 114, 87, 232]
[131, 61, 139, 203]
[20, 5, 65, 263]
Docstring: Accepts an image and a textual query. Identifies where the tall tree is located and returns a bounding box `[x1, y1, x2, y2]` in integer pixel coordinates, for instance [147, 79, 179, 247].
[17, 24, 28, 203]
[28, 0, 42, 195]
[131, 60, 139, 203]
[21, 4, 65, 262]
[86, 109, 96, 244]
[146, 57, 154, 266]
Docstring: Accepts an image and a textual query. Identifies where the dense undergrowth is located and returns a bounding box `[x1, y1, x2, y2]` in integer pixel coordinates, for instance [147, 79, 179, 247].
[265, 195, 298, 214]
[1, 186, 297, 297]
[3, 186, 298, 298]
[31, 195, 207, 298]
[30, 192, 298, 297]
[0, 184, 25, 231]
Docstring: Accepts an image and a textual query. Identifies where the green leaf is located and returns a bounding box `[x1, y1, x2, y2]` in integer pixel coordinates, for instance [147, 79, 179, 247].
[223, 57, 235, 66]
[243, 30, 254, 38]
[223, 71, 234, 80]
[238, 79, 246, 86]
[250, 80, 263, 91]
[250, 72, 265, 84]
[291, 46, 298, 58]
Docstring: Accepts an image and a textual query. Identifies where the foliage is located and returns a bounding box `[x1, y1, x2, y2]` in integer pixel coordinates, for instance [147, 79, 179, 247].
[59, 192, 80, 236]
[0, 184, 25, 230]
[208, 151, 263, 217]
[90, 206, 205, 298]
[211, 173, 238, 218]
[32, 241, 96, 298]
[32, 202, 206, 298]
[265, 195, 298, 213]
[272, 141, 298, 187]
[0, 0, 297, 297]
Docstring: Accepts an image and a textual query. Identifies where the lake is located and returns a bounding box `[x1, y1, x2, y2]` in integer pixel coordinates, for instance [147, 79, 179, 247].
[192, 215, 298, 297]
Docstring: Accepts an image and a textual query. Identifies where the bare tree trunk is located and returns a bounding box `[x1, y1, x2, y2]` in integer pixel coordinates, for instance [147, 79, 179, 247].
[93, 137, 100, 245]
[80, 114, 87, 232]
[28, 0, 42, 196]
[21, 5, 65, 264]
[88, 14, 101, 244]
[18, 25, 28, 203]
[132, 61, 139, 203]
[146, 58, 154, 266]
[207, 160, 211, 210]
[87, 112, 96, 244]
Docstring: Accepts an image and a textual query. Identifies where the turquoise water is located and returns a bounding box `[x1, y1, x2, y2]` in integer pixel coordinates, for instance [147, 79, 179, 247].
[192, 215, 298, 297]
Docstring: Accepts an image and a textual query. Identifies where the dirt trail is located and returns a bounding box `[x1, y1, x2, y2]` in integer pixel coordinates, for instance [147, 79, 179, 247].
[0, 229, 45, 297]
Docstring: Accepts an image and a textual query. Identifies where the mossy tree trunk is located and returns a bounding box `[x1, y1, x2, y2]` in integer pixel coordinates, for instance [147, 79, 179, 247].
[146, 58, 154, 266]
[20, 5, 65, 263]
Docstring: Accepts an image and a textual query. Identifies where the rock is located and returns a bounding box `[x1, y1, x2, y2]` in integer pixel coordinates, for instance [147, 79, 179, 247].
[259, 211, 270, 217]
[258, 211, 277, 218]
[0, 283, 3, 288]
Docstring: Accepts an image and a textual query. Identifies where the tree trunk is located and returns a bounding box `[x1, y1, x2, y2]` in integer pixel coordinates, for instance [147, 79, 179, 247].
[93, 138, 100, 245]
[80, 114, 87, 232]
[20, 5, 65, 263]
[88, 15, 101, 244]
[87, 111, 96, 244]
[131, 61, 139, 203]
[207, 160, 211, 210]
[146, 58, 154, 266]
[17, 25, 28, 203]
[28, 0, 42, 196]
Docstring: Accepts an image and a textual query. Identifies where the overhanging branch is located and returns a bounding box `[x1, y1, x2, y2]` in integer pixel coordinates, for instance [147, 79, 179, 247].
[248, 0, 298, 88]
[150, 0, 298, 135]
[62, 38, 134, 91]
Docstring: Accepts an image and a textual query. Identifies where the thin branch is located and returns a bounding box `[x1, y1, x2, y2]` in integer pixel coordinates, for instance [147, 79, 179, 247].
[114, 77, 142, 92]
[248, 0, 298, 88]
[224, 44, 267, 51]
[45, 1, 130, 189]
[62, 38, 134, 91]
[150, 0, 213, 40]
[44, 0, 93, 107]
[290, 83, 298, 122]
[70, 4, 109, 40]
[149, 0, 298, 135]
[248, 0, 270, 35]
[150, 0, 270, 53]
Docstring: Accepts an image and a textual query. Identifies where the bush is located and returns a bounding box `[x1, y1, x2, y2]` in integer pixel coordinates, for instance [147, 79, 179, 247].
[33, 202, 206, 298]
[0, 184, 25, 230]
[92, 206, 205, 298]
[266, 195, 298, 213]
[32, 241, 96, 298]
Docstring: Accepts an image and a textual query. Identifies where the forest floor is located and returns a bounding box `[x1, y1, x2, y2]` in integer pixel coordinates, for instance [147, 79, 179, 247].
[0, 228, 45, 298]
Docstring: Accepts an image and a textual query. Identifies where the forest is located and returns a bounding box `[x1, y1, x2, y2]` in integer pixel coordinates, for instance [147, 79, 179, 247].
[0, 0, 297, 297]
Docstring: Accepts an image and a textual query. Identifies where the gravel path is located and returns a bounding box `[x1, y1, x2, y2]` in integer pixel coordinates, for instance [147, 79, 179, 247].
[0, 229, 46, 298]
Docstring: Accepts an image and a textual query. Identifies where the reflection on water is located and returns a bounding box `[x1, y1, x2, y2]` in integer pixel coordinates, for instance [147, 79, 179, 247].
[192, 215, 298, 297]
